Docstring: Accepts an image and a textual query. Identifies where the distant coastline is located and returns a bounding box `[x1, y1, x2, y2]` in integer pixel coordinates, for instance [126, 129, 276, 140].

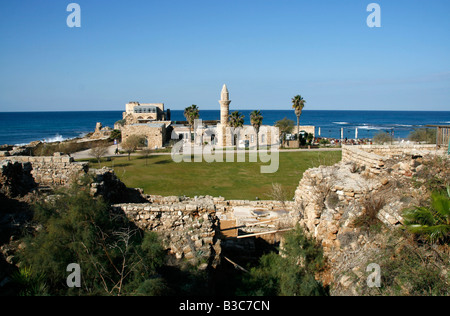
[1, 110, 450, 146]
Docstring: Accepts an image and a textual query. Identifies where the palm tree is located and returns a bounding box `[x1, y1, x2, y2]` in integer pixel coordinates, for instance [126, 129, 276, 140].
[292, 95, 306, 148]
[250, 110, 263, 150]
[275, 117, 295, 146]
[228, 111, 245, 146]
[402, 188, 450, 244]
[184, 104, 199, 142]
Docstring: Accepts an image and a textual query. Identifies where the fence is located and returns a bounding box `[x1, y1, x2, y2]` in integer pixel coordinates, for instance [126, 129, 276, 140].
[427, 125, 450, 153]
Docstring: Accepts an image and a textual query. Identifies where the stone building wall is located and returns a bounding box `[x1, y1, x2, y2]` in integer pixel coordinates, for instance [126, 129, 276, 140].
[121, 123, 167, 149]
[0, 155, 88, 186]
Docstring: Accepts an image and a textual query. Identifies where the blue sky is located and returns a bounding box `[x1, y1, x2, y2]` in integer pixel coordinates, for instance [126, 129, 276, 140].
[0, 0, 449, 111]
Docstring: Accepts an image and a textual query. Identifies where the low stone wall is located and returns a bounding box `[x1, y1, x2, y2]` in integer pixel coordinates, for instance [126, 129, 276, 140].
[112, 195, 296, 268]
[342, 145, 386, 174]
[112, 202, 220, 269]
[0, 155, 88, 186]
[342, 144, 445, 174]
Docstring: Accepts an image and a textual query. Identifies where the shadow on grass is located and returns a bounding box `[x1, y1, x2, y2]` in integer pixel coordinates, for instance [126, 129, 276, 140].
[154, 159, 172, 165]
[109, 163, 132, 168]
[136, 155, 160, 161]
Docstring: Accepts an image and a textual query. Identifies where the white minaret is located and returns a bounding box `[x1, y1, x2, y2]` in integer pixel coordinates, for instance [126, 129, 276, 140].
[219, 84, 231, 126]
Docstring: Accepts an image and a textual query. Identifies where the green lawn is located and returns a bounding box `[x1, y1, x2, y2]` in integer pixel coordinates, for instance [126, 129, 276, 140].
[84, 151, 341, 200]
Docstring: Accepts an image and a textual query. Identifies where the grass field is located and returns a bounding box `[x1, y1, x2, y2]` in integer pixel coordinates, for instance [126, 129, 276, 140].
[83, 151, 341, 200]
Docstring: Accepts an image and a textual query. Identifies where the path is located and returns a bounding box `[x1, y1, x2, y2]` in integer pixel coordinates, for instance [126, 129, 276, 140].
[71, 145, 341, 160]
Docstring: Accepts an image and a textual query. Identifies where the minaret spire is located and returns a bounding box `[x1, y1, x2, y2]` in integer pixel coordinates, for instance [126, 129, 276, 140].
[221, 84, 229, 101]
[219, 84, 231, 126]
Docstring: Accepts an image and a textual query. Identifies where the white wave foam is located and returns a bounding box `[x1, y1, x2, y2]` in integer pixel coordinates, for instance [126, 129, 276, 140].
[357, 125, 385, 130]
[14, 142, 29, 147]
[333, 122, 349, 125]
[43, 134, 67, 143]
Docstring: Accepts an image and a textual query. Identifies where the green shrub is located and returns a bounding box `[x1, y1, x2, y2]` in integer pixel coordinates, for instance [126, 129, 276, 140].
[373, 132, 393, 145]
[238, 225, 328, 296]
[19, 180, 166, 296]
[408, 128, 436, 144]
[402, 189, 450, 244]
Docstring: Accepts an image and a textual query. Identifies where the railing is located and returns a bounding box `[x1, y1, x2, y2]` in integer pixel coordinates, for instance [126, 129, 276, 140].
[426, 125, 450, 153]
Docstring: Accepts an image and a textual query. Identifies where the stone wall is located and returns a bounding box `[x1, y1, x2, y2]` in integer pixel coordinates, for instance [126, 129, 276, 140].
[112, 195, 295, 268]
[342, 144, 445, 174]
[121, 123, 167, 149]
[0, 154, 88, 186]
[112, 200, 221, 269]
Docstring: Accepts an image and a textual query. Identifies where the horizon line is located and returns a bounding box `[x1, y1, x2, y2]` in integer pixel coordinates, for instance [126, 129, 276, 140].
[1, 109, 450, 113]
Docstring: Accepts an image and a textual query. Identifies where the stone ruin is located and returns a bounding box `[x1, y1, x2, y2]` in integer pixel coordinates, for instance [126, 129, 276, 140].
[1, 144, 448, 294]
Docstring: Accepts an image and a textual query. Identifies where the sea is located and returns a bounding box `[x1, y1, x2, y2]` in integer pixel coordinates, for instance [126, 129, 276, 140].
[1, 110, 450, 146]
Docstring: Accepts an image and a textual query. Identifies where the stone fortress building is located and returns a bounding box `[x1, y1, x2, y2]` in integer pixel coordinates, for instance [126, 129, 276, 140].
[120, 102, 172, 149]
[116, 85, 315, 150]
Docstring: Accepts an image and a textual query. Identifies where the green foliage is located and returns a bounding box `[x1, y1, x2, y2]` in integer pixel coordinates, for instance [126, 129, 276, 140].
[228, 111, 245, 128]
[408, 128, 436, 144]
[250, 110, 263, 132]
[403, 189, 450, 244]
[413, 156, 450, 192]
[19, 181, 166, 296]
[292, 95, 306, 117]
[239, 226, 328, 296]
[122, 135, 146, 160]
[115, 119, 126, 127]
[373, 131, 393, 145]
[109, 129, 122, 141]
[361, 235, 449, 296]
[11, 266, 48, 296]
[319, 138, 330, 145]
[275, 118, 294, 142]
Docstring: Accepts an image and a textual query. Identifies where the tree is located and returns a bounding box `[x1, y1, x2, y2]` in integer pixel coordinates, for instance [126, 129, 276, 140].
[228, 111, 245, 146]
[142, 148, 152, 166]
[122, 135, 146, 160]
[275, 118, 294, 145]
[292, 95, 306, 148]
[250, 110, 263, 150]
[184, 105, 200, 142]
[90, 143, 109, 166]
[403, 188, 450, 244]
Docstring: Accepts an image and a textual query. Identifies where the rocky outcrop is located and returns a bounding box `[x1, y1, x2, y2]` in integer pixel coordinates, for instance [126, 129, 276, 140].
[293, 152, 448, 294]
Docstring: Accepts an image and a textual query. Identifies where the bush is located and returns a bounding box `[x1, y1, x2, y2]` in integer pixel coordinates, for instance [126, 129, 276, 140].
[238, 225, 328, 296]
[361, 234, 449, 296]
[402, 189, 450, 244]
[373, 132, 393, 145]
[18, 179, 166, 296]
[352, 194, 385, 230]
[408, 128, 436, 144]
